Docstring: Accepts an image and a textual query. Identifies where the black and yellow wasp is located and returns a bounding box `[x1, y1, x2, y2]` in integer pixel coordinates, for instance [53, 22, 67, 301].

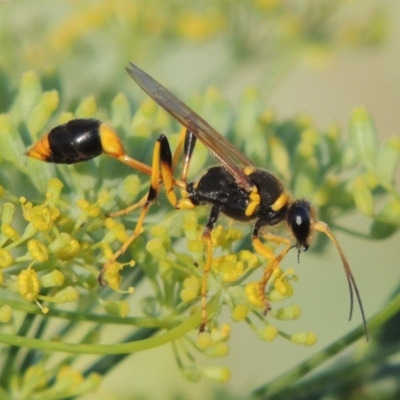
[27, 63, 368, 336]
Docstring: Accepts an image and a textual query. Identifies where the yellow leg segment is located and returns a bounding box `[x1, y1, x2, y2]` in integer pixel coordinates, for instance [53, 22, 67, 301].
[253, 233, 292, 314]
[99, 201, 152, 285]
[106, 193, 148, 218]
[99, 138, 163, 285]
[199, 229, 213, 333]
[172, 127, 187, 173]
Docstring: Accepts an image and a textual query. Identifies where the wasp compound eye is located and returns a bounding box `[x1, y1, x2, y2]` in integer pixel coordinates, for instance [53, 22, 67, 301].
[288, 200, 311, 249]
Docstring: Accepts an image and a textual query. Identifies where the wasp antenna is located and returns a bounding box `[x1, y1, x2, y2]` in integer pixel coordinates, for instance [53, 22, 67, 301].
[312, 221, 369, 341]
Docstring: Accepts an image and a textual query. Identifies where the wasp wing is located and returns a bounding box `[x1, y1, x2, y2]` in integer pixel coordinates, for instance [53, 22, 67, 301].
[126, 63, 254, 192]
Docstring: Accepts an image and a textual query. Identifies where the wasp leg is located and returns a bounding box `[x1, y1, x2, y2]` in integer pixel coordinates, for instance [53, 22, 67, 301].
[172, 127, 186, 173]
[107, 131, 192, 219]
[182, 130, 197, 183]
[252, 224, 292, 314]
[99, 134, 175, 284]
[106, 193, 148, 218]
[171, 127, 197, 202]
[199, 206, 220, 333]
[95, 122, 155, 175]
[159, 134, 178, 207]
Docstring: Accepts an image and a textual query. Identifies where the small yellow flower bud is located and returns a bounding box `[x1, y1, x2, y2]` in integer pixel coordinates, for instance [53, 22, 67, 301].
[238, 250, 259, 269]
[209, 324, 231, 342]
[86, 204, 101, 218]
[203, 366, 231, 383]
[76, 199, 90, 210]
[57, 238, 80, 261]
[1, 203, 16, 224]
[180, 276, 200, 302]
[27, 205, 59, 231]
[227, 227, 242, 242]
[274, 305, 301, 320]
[119, 175, 141, 204]
[274, 278, 288, 295]
[231, 304, 249, 322]
[82, 373, 102, 392]
[28, 239, 49, 262]
[102, 262, 122, 290]
[291, 331, 318, 346]
[197, 331, 212, 351]
[222, 270, 240, 283]
[150, 225, 171, 248]
[268, 288, 287, 302]
[18, 269, 40, 301]
[183, 214, 200, 242]
[23, 365, 47, 391]
[52, 286, 79, 303]
[352, 175, 374, 217]
[182, 365, 202, 382]
[1, 223, 20, 241]
[0, 305, 12, 323]
[245, 282, 263, 308]
[28, 91, 60, 137]
[75, 95, 97, 118]
[216, 256, 236, 274]
[48, 232, 71, 253]
[180, 287, 198, 302]
[0, 248, 13, 268]
[101, 243, 114, 260]
[104, 301, 130, 318]
[32, 217, 48, 232]
[113, 222, 129, 243]
[46, 178, 63, 205]
[40, 270, 65, 287]
[205, 342, 229, 357]
[56, 365, 84, 386]
[217, 323, 231, 340]
[146, 238, 168, 260]
[183, 275, 200, 290]
[187, 239, 204, 254]
[257, 325, 278, 342]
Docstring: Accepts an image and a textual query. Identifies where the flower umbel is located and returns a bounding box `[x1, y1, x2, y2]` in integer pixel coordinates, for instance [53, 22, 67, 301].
[0, 68, 398, 397]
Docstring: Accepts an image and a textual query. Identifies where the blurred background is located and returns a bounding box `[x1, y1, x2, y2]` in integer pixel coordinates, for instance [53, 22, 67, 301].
[1, 0, 400, 399]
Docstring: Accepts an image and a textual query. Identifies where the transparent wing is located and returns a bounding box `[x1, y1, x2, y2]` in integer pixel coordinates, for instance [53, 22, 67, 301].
[126, 63, 254, 191]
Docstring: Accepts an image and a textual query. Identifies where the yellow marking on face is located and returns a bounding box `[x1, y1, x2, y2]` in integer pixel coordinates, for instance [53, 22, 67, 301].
[271, 192, 289, 212]
[99, 123, 125, 157]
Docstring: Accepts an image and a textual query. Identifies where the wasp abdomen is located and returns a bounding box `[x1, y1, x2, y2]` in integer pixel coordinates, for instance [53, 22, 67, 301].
[27, 118, 125, 164]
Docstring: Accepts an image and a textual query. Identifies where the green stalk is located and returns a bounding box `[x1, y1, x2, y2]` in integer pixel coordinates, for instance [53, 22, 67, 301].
[250, 290, 400, 399]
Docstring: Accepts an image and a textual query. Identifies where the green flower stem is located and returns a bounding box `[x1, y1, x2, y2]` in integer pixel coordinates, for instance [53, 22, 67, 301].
[20, 315, 50, 375]
[250, 290, 400, 399]
[260, 340, 400, 400]
[0, 299, 179, 328]
[0, 295, 218, 355]
[82, 327, 159, 377]
[0, 312, 37, 388]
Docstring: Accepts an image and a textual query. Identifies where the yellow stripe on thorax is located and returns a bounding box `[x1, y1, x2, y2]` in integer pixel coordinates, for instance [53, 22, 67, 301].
[245, 187, 260, 217]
